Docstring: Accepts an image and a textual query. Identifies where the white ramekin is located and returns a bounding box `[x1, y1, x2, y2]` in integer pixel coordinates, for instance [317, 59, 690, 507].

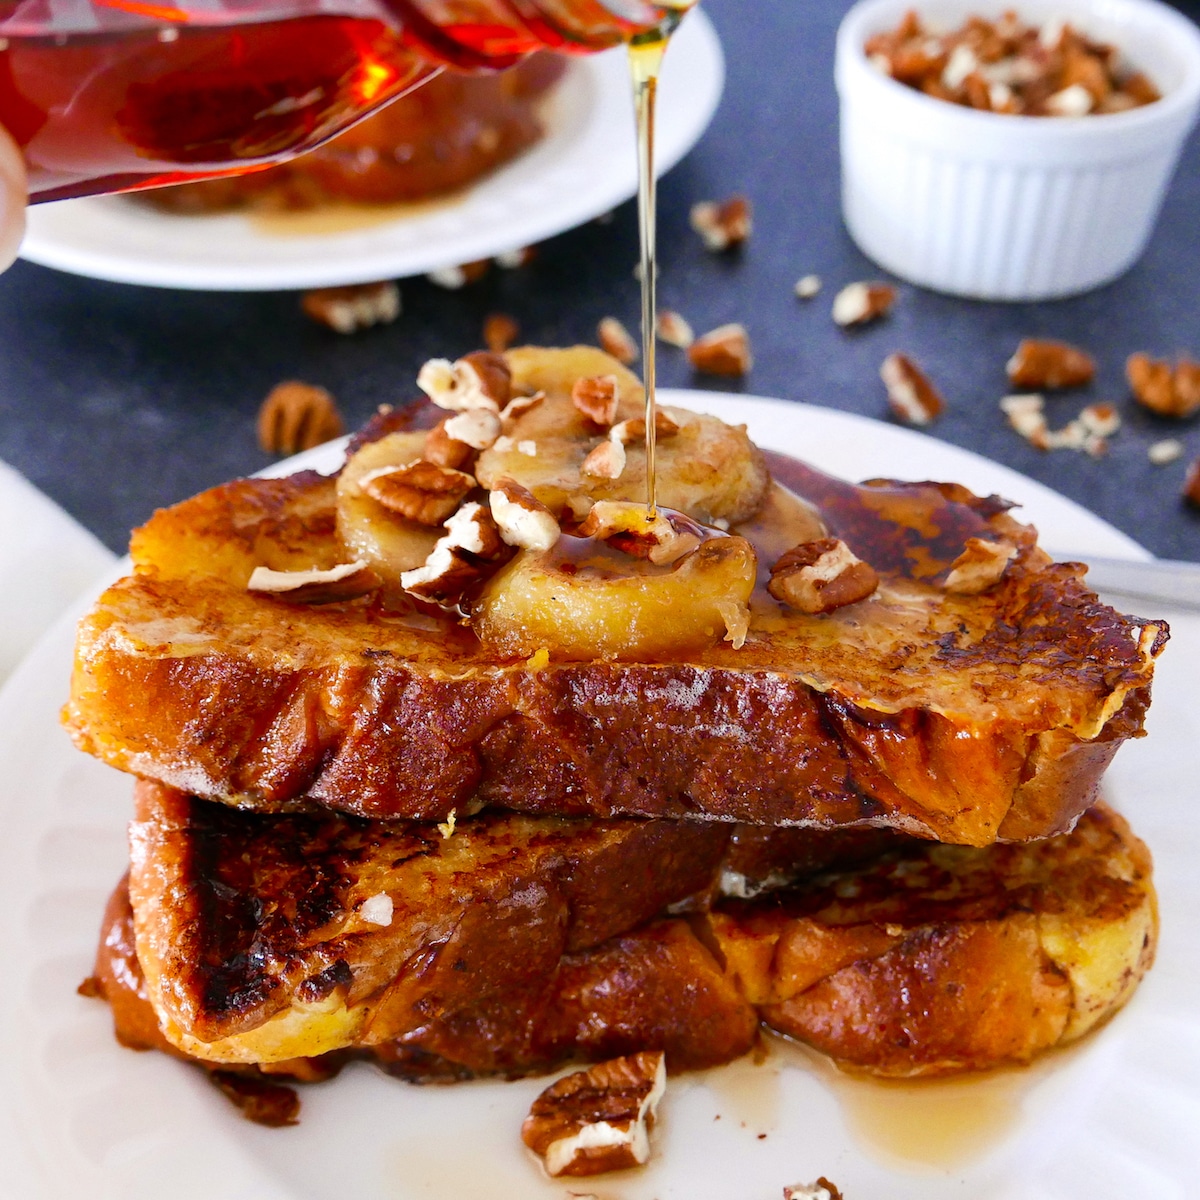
[836, 0, 1200, 300]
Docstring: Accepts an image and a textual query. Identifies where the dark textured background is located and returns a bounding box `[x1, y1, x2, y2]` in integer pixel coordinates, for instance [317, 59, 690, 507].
[1, 0, 1198, 559]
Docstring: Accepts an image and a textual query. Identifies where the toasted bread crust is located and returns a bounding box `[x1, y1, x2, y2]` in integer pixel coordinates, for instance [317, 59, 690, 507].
[96, 802, 1154, 1094]
[65, 363, 1167, 846]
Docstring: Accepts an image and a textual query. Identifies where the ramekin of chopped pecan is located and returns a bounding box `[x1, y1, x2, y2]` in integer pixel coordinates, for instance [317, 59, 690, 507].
[836, 0, 1200, 299]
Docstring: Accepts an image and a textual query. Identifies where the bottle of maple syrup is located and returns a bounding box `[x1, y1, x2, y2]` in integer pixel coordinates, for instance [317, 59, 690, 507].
[0, 0, 691, 203]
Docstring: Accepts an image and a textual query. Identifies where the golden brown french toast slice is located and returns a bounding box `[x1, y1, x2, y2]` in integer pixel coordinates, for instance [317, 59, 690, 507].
[65, 347, 1167, 845]
[95, 798, 1153, 1104]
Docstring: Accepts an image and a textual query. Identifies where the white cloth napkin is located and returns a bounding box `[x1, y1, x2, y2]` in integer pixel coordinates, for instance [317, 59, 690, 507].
[0, 460, 116, 684]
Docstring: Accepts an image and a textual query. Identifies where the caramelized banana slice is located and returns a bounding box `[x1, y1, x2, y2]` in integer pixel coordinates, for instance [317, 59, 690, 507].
[336, 432, 441, 579]
[475, 347, 770, 526]
[473, 534, 757, 661]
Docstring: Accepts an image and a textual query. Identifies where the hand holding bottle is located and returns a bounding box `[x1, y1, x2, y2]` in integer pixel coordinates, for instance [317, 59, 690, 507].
[0, 124, 25, 271]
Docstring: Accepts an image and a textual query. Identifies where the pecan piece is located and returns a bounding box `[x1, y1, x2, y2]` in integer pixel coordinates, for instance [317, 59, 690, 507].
[943, 537, 1016, 594]
[1127, 353, 1200, 418]
[880, 352, 944, 424]
[300, 280, 400, 334]
[1006, 339, 1095, 389]
[832, 282, 896, 327]
[522, 1051, 666, 1178]
[417, 352, 511, 413]
[572, 375, 620, 427]
[247, 561, 379, 605]
[768, 538, 879, 613]
[483, 312, 520, 353]
[689, 195, 752, 251]
[257, 381, 343, 455]
[425, 259, 489, 289]
[577, 500, 705, 565]
[443, 407, 503, 451]
[399, 501, 509, 612]
[1184, 456, 1200, 509]
[580, 437, 627, 480]
[423, 418, 476, 471]
[1148, 439, 1184, 466]
[688, 323, 753, 376]
[489, 479, 560, 552]
[610, 409, 681, 444]
[597, 316, 639, 365]
[784, 1181, 844, 1200]
[794, 274, 822, 299]
[655, 309, 694, 348]
[359, 461, 475, 526]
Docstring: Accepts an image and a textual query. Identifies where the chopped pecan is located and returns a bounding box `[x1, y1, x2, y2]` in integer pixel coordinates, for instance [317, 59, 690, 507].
[490, 479, 561, 552]
[688, 323, 753, 376]
[443, 407, 502, 451]
[423, 418, 476, 471]
[1006, 339, 1095, 389]
[832, 282, 896, 327]
[943, 537, 1016, 594]
[247, 561, 380, 605]
[655, 309, 694, 348]
[495, 246, 536, 269]
[610, 409, 681, 444]
[1148, 439, 1184, 466]
[597, 316, 639, 365]
[257, 381, 343, 456]
[880, 353, 944, 424]
[501, 390, 545, 425]
[1127, 353, 1200, 418]
[689, 195, 752, 251]
[1184, 456, 1200, 509]
[572, 375, 620, 427]
[768, 539, 879, 613]
[581, 437, 627, 480]
[417, 352, 511, 413]
[577, 500, 705, 565]
[1000, 393, 1047, 441]
[425, 259, 489, 289]
[522, 1051, 666, 1178]
[399, 501, 508, 612]
[300, 280, 400, 334]
[1078, 402, 1121, 438]
[794, 274, 822, 299]
[358, 461, 475, 526]
[783, 1180, 844, 1200]
[483, 312, 520, 353]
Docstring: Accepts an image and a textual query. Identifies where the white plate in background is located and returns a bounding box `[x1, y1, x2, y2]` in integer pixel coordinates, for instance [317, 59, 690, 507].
[2, 394, 1196, 1199]
[18, 11, 722, 291]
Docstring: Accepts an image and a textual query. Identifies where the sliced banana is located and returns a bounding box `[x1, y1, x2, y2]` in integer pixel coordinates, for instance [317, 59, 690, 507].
[475, 347, 770, 526]
[336, 432, 441, 580]
[473, 535, 757, 661]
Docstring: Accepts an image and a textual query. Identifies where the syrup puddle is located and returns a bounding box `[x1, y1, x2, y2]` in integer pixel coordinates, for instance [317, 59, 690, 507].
[768, 1037, 1036, 1170]
[250, 192, 465, 238]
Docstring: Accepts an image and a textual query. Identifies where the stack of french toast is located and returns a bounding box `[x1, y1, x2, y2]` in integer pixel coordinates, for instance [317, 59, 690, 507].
[68, 346, 1166, 1134]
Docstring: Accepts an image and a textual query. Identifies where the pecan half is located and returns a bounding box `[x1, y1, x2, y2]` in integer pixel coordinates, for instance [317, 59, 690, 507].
[572, 375, 620, 427]
[1006, 339, 1095, 389]
[522, 1051, 666, 1178]
[832, 282, 896, 327]
[1127, 353, 1200, 418]
[257, 381, 343, 456]
[301, 281, 400, 334]
[359, 461, 475, 526]
[688, 323, 753, 376]
[880, 353, 944, 424]
[943, 537, 1016, 594]
[768, 538, 879, 614]
[597, 316, 639, 365]
[247, 561, 380, 605]
[689, 195, 752, 251]
[490, 479, 560, 552]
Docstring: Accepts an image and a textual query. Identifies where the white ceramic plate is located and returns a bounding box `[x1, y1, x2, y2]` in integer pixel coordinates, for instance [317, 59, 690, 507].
[3, 393, 1197, 1199]
[18, 12, 722, 291]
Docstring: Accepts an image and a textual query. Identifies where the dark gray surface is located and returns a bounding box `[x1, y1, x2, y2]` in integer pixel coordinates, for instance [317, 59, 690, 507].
[1, 0, 1198, 559]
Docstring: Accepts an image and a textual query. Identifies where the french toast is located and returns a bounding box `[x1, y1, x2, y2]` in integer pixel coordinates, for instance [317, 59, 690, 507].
[92, 795, 1155, 1106]
[64, 347, 1167, 844]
